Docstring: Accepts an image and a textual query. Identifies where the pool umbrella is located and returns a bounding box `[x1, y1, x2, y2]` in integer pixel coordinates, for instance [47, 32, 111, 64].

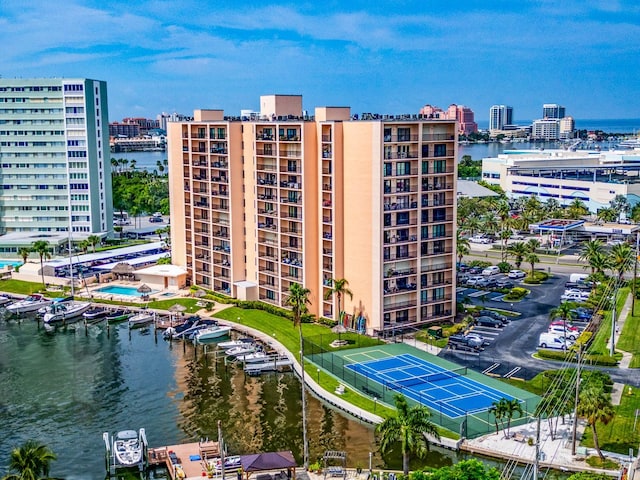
[331, 323, 347, 340]
[137, 284, 152, 294]
[169, 303, 187, 313]
[194, 289, 207, 298]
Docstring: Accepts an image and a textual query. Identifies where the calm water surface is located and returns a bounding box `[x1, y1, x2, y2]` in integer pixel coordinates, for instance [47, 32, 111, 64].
[0, 315, 459, 479]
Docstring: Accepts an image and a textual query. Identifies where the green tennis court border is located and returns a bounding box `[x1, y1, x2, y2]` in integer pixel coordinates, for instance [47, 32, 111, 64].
[304, 339, 540, 439]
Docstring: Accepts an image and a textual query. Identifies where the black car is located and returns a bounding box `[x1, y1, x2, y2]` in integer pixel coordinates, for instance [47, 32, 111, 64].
[149, 216, 163, 223]
[475, 316, 503, 328]
[479, 310, 509, 324]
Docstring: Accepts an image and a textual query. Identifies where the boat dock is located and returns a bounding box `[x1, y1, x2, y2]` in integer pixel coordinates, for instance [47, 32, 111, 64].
[244, 355, 293, 375]
[148, 440, 221, 479]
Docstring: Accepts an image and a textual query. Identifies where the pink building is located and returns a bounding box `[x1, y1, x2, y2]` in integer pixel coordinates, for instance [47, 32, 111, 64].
[419, 104, 477, 135]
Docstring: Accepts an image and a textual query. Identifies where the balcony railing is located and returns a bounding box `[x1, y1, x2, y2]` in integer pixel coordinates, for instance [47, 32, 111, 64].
[422, 263, 452, 272]
[384, 134, 419, 142]
[384, 202, 418, 211]
[421, 295, 453, 306]
[384, 152, 418, 160]
[383, 300, 418, 312]
[384, 267, 416, 278]
[422, 133, 455, 141]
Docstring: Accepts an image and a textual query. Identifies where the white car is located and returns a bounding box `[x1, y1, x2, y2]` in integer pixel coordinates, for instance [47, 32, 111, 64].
[508, 270, 526, 279]
[561, 291, 590, 302]
[548, 325, 580, 340]
[469, 236, 492, 244]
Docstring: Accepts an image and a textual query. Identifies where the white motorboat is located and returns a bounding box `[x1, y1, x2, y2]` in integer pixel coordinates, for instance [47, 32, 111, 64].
[0, 295, 12, 306]
[218, 337, 254, 350]
[226, 344, 257, 358]
[193, 325, 232, 343]
[6, 294, 51, 314]
[43, 300, 91, 324]
[103, 428, 147, 472]
[236, 351, 270, 364]
[128, 310, 155, 328]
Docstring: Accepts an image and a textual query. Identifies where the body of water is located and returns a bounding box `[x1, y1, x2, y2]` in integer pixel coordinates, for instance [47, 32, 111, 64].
[0, 316, 460, 479]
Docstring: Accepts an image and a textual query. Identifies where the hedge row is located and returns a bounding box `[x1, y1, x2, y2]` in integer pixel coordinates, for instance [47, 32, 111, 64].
[537, 349, 618, 366]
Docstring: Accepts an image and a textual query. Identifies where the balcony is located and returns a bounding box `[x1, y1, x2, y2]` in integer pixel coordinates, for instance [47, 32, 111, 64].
[422, 183, 454, 191]
[384, 152, 418, 160]
[384, 134, 419, 142]
[383, 299, 418, 312]
[256, 133, 275, 140]
[384, 168, 419, 177]
[422, 263, 452, 272]
[383, 202, 418, 211]
[421, 295, 453, 306]
[383, 252, 417, 262]
[422, 133, 455, 141]
[256, 163, 277, 171]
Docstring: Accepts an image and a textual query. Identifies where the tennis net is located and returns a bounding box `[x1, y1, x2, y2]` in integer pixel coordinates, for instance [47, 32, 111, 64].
[385, 367, 468, 391]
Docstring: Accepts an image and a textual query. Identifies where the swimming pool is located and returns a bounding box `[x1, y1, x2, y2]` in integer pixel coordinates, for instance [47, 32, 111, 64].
[95, 285, 157, 297]
[0, 260, 22, 269]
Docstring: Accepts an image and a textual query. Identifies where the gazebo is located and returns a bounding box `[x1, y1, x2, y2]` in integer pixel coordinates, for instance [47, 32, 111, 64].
[239, 451, 297, 480]
[111, 262, 135, 280]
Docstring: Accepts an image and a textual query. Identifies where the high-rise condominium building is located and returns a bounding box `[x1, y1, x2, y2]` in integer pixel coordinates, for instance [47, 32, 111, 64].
[532, 119, 560, 140]
[0, 78, 112, 239]
[489, 105, 513, 131]
[418, 104, 478, 135]
[542, 104, 565, 119]
[168, 95, 457, 335]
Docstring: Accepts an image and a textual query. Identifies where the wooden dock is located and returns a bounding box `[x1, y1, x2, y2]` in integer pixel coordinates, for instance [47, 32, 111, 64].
[148, 440, 220, 479]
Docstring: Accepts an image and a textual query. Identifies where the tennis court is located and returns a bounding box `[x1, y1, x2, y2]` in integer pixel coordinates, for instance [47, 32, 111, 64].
[304, 339, 540, 438]
[345, 353, 513, 418]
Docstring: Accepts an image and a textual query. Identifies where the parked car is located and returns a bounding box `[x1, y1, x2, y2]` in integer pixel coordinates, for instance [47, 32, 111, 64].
[571, 307, 593, 320]
[479, 309, 509, 324]
[496, 278, 514, 289]
[457, 274, 470, 285]
[548, 324, 580, 341]
[466, 276, 484, 286]
[539, 333, 573, 350]
[149, 216, 163, 223]
[469, 235, 492, 244]
[448, 334, 483, 351]
[482, 266, 501, 276]
[476, 277, 497, 288]
[475, 316, 503, 328]
[550, 320, 582, 331]
[465, 332, 489, 346]
[561, 291, 590, 302]
[508, 269, 526, 279]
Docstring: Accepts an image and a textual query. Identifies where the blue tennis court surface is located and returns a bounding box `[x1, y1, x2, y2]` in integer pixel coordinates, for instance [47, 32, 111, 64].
[346, 353, 514, 418]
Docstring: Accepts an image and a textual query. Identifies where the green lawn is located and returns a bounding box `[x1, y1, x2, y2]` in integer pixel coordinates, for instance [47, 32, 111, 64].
[0, 279, 48, 295]
[617, 301, 640, 368]
[581, 385, 640, 454]
[589, 288, 628, 356]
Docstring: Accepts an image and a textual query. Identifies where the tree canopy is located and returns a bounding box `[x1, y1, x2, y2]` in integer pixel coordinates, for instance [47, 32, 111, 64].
[111, 160, 169, 218]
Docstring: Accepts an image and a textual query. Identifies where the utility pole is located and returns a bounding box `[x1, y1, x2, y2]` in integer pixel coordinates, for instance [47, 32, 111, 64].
[633, 231, 639, 313]
[610, 286, 618, 357]
[533, 416, 541, 480]
[299, 328, 309, 470]
[218, 420, 225, 480]
[571, 345, 582, 456]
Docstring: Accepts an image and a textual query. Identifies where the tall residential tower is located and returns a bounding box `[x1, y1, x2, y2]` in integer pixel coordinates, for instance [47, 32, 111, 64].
[168, 95, 457, 335]
[0, 78, 112, 247]
[489, 105, 513, 131]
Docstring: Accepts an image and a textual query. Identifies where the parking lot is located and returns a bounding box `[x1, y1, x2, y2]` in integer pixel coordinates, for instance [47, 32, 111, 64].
[443, 270, 570, 380]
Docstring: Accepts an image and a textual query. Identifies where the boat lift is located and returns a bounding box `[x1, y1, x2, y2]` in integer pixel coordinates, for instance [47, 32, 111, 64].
[103, 428, 148, 477]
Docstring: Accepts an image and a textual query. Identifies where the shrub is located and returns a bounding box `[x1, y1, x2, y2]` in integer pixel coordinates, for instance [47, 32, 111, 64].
[468, 260, 492, 268]
[585, 456, 619, 470]
[497, 261, 512, 273]
[503, 287, 529, 301]
[523, 271, 549, 284]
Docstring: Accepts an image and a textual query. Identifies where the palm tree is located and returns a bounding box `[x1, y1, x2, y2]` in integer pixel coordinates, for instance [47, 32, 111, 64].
[86, 234, 101, 253]
[525, 251, 539, 279]
[324, 278, 353, 325]
[577, 386, 615, 460]
[589, 251, 610, 278]
[609, 194, 630, 222]
[488, 399, 506, 434]
[3, 439, 57, 480]
[566, 198, 588, 219]
[18, 247, 31, 265]
[608, 243, 634, 282]
[549, 302, 578, 344]
[31, 240, 51, 286]
[596, 207, 617, 224]
[285, 282, 311, 469]
[503, 399, 524, 437]
[376, 394, 440, 475]
[507, 241, 528, 269]
[78, 240, 90, 254]
[579, 240, 605, 274]
[456, 232, 470, 265]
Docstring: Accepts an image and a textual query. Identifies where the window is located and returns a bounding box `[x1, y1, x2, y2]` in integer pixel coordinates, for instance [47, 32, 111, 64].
[421, 144, 429, 158]
[396, 162, 411, 176]
[383, 163, 392, 176]
[433, 160, 447, 173]
[397, 128, 411, 142]
[396, 212, 409, 225]
[432, 224, 446, 237]
[421, 160, 429, 174]
[434, 144, 447, 157]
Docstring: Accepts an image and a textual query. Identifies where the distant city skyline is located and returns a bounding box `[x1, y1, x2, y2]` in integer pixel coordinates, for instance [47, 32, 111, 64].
[2, 0, 639, 121]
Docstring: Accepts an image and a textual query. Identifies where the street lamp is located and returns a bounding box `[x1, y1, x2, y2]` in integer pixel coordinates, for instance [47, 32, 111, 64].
[373, 396, 378, 413]
[510, 303, 514, 312]
[317, 368, 320, 383]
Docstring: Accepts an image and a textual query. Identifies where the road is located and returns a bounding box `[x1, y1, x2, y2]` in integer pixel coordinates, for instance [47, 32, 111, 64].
[441, 266, 640, 387]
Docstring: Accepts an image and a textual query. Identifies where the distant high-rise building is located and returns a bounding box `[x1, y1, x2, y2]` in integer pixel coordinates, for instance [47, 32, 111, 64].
[0, 77, 112, 239]
[419, 103, 477, 135]
[532, 119, 560, 140]
[542, 104, 565, 119]
[559, 116, 575, 139]
[489, 105, 513, 131]
[169, 95, 458, 334]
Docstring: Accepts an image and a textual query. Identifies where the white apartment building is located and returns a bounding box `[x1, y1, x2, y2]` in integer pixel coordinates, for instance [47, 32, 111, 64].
[531, 119, 560, 140]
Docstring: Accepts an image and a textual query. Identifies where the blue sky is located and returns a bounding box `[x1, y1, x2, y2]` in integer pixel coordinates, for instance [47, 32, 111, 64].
[1, 0, 639, 122]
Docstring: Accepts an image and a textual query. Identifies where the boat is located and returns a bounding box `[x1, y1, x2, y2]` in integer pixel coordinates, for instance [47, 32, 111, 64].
[235, 350, 270, 364]
[207, 455, 242, 471]
[106, 309, 134, 323]
[193, 325, 232, 343]
[6, 294, 52, 314]
[0, 295, 12, 306]
[128, 310, 155, 328]
[103, 428, 147, 473]
[225, 344, 257, 358]
[218, 337, 255, 350]
[43, 299, 92, 324]
[164, 317, 217, 340]
[83, 306, 109, 323]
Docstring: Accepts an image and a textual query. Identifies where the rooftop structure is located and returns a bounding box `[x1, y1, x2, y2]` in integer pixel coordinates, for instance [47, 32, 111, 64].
[168, 95, 458, 335]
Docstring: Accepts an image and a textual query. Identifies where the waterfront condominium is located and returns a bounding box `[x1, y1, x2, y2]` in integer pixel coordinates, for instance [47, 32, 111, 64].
[168, 95, 457, 335]
[489, 105, 513, 131]
[0, 78, 112, 252]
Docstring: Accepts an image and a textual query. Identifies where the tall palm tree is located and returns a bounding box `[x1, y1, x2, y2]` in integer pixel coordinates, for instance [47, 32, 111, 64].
[577, 386, 615, 460]
[525, 251, 539, 279]
[86, 235, 101, 253]
[589, 251, 610, 278]
[285, 282, 311, 469]
[503, 399, 524, 437]
[596, 207, 617, 223]
[608, 243, 634, 282]
[488, 400, 507, 434]
[31, 240, 51, 286]
[566, 198, 588, 219]
[323, 278, 353, 325]
[376, 394, 440, 475]
[507, 241, 528, 269]
[456, 232, 470, 265]
[579, 240, 605, 274]
[18, 247, 31, 265]
[3, 439, 57, 480]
